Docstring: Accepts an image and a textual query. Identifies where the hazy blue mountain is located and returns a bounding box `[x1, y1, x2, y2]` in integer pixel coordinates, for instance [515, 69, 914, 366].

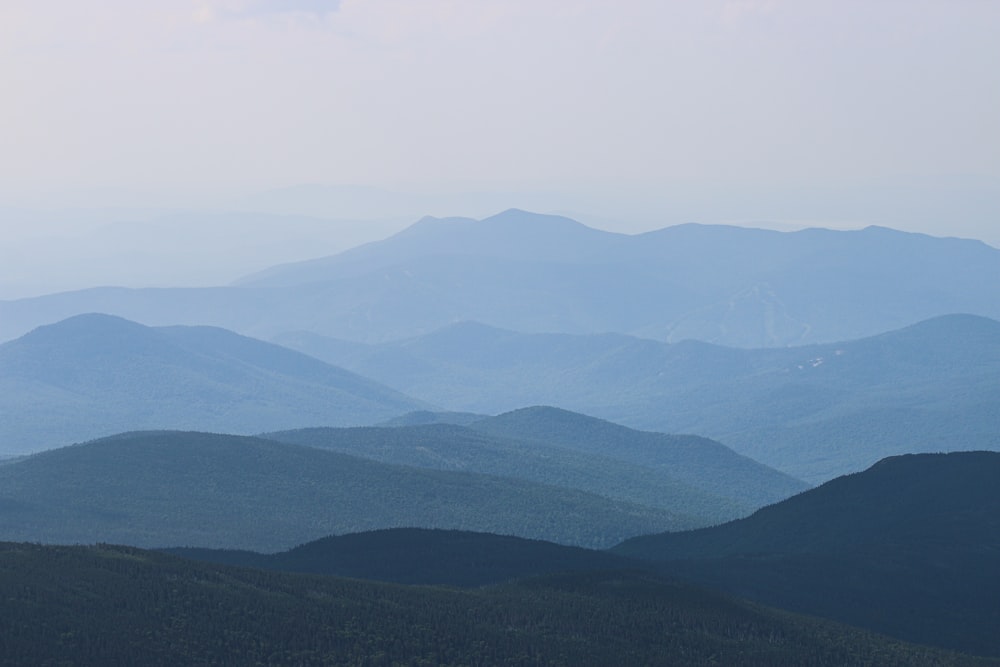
[5, 545, 979, 667]
[0, 313, 426, 454]
[263, 418, 793, 525]
[242, 210, 1000, 345]
[0, 430, 687, 551]
[287, 314, 1000, 482]
[376, 410, 487, 427]
[614, 451, 1000, 657]
[3, 210, 999, 346]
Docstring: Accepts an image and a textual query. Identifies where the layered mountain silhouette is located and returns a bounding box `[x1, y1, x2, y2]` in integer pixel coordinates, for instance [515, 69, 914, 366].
[2, 210, 999, 347]
[265, 408, 807, 525]
[169, 451, 1000, 657]
[0, 313, 425, 454]
[280, 314, 1000, 482]
[615, 451, 1000, 657]
[0, 430, 689, 550]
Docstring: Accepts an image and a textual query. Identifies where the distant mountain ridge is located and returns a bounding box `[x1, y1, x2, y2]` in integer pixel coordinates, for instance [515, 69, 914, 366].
[2, 210, 999, 346]
[0, 313, 425, 454]
[280, 313, 1000, 482]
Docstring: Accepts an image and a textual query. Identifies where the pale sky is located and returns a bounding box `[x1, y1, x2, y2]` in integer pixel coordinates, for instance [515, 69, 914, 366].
[1, 0, 998, 295]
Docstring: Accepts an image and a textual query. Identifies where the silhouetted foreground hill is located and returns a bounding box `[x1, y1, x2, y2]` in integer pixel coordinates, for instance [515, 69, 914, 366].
[615, 451, 1000, 657]
[289, 314, 1000, 482]
[0, 542, 990, 666]
[3, 211, 999, 347]
[166, 528, 636, 587]
[265, 410, 806, 526]
[0, 313, 425, 455]
[0, 431, 685, 550]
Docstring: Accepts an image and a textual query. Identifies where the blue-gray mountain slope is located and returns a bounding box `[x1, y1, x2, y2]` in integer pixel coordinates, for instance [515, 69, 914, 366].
[2, 210, 999, 347]
[277, 314, 1000, 483]
[0, 313, 425, 455]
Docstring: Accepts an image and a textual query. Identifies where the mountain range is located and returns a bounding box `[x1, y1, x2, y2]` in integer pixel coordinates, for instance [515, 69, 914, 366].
[2, 210, 998, 347]
[278, 313, 1000, 482]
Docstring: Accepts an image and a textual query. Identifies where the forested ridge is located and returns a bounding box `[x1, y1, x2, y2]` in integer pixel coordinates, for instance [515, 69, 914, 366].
[0, 542, 990, 666]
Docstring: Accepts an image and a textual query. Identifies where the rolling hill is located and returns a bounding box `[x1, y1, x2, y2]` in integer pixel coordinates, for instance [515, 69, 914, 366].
[281, 314, 1000, 482]
[264, 414, 807, 525]
[614, 451, 1000, 657]
[0, 313, 426, 455]
[0, 430, 688, 550]
[165, 528, 636, 587]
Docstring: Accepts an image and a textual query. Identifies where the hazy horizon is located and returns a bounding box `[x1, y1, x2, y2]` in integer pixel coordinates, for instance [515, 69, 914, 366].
[2, 1, 999, 296]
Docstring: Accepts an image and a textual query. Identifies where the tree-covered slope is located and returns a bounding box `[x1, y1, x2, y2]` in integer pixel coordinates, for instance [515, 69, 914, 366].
[264, 421, 772, 526]
[0, 542, 989, 666]
[469, 406, 808, 508]
[0, 431, 684, 550]
[0, 313, 425, 454]
[614, 451, 1000, 657]
[166, 528, 637, 587]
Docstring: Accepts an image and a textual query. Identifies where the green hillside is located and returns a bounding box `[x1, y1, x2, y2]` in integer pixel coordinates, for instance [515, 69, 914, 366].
[470, 406, 808, 508]
[0, 430, 685, 550]
[265, 421, 763, 526]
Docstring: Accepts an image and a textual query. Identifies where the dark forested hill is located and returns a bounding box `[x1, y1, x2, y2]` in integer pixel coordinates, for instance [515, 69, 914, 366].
[285, 314, 1000, 482]
[165, 528, 637, 587]
[0, 313, 425, 454]
[264, 416, 804, 526]
[0, 542, 990, 666]
[3, 211, 999, 347]
[614, 451, 1000, 657]
[0, 431, 687, 550]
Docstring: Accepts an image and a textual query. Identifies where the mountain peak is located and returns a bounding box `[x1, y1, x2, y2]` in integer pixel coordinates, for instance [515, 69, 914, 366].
[14, 313, 161, 353]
